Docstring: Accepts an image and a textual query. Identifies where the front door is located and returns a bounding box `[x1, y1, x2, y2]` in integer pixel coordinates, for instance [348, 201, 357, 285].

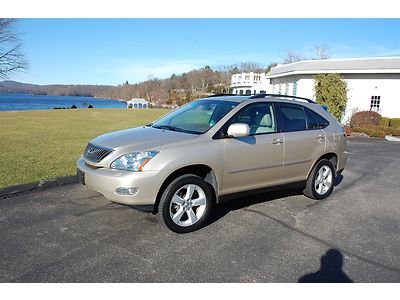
[221, 102, 284, 195]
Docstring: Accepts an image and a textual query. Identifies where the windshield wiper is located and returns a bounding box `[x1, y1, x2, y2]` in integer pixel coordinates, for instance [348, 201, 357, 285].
[152, 125, 183, 132]
[152, 125, 201, 135]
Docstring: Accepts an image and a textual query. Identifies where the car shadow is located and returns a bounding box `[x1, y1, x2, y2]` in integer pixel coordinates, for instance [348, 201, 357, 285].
[206, 187, 304, 227]
[206, 174, 344, 227]
[298, 249, 353, 283]
[335, 174, 344, 186]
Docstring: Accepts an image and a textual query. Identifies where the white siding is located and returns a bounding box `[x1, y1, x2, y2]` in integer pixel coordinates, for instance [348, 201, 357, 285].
[232, 65, 400, 122]
[270, 73, 400, 122]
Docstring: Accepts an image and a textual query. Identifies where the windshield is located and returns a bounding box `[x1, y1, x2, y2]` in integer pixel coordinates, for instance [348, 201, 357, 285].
[151, 100, 238, 134]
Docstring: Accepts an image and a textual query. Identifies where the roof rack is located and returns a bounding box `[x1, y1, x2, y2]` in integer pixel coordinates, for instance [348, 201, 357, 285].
[206, 94, 238, 98]
[249, 93, 315, 104]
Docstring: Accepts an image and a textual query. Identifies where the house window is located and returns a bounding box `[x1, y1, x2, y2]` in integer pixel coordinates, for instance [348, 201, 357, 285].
[245, 89, 252, 95]
[278, 84, 282, 94]
[254, 90, 257, 95]
[239, 90, 244, 95]
[133, 103, 138, 108]
[285, 83, 289, 95]
[293, 81, 298, 96]
[370, 96, 381, 112]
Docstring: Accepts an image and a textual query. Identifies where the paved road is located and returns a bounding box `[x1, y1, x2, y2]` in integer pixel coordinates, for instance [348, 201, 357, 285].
[1, 138, 400, 282]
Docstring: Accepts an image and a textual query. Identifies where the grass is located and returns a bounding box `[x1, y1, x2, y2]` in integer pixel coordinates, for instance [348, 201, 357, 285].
[0, 108, 170, 189]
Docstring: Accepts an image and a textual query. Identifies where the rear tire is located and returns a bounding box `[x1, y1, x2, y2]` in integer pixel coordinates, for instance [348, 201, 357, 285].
[157, 174, 214, 233]
[303, 159, 335, 200]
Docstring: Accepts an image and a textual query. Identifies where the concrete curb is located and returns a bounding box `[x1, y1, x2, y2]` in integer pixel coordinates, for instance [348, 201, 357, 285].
[0, 175, 78, 199]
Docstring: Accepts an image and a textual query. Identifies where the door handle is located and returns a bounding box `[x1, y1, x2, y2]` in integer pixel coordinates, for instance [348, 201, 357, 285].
[271, 138, 283, 145]
[316, 134, 324, 140]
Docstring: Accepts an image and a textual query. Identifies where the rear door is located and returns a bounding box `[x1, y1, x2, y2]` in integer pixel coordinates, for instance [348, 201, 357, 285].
[276, 103, 326, 183]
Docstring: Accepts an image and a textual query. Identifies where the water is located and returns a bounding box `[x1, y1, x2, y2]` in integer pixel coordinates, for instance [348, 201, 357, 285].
[0, 93, 127, 111]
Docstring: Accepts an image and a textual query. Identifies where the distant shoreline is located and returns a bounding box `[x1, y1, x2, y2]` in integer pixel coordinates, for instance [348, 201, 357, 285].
[0, 93, 127, 111]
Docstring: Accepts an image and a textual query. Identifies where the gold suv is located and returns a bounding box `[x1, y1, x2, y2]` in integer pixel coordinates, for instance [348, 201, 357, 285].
[77, 94, 347, 233]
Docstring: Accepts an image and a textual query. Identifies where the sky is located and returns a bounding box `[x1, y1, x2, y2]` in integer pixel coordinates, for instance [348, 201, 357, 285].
[9, 18, 400, 85]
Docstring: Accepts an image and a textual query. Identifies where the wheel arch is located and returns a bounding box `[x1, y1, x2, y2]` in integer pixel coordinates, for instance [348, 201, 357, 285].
[307, 152, 338, 179]
[153, 164, 219, 214]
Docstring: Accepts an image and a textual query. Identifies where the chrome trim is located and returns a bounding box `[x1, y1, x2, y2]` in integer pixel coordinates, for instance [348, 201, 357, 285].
[83, 142, 114, 163]
[284, 158, 311, 166]
[228, 163, 283, 174]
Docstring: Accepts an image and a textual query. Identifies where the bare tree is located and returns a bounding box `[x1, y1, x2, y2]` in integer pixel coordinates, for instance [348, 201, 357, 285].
[283, 51, 303, 64]
[0, 19, 28, 79]
[311, 44, 330, 60]
[265, 62, 278, 73]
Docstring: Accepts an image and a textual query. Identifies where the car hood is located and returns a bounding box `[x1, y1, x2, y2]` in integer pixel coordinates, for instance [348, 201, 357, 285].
[91, 126, 198, 151]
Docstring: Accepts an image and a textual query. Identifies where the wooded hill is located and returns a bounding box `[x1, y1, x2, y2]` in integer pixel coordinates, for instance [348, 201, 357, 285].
[0, 62, 265, 106]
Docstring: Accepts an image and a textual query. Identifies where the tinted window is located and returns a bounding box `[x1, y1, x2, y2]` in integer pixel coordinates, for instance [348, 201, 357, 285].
[280, 106, 307, 132]
[227, 103, 277, 135]
[305, 108, 330, 129]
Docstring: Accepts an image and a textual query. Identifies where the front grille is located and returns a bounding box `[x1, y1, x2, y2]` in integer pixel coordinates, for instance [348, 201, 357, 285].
[83, 143, 114, 163]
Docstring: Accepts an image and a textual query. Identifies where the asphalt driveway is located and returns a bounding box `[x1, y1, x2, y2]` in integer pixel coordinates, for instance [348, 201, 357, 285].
[0, 137, 399, 282]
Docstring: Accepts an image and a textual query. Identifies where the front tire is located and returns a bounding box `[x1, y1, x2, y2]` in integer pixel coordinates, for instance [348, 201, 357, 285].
[303, 159, 335, 200]
[157, 174, 214, 233]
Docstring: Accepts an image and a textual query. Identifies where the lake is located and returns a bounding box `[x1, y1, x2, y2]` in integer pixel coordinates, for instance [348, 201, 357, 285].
[0, 93, 127, 111]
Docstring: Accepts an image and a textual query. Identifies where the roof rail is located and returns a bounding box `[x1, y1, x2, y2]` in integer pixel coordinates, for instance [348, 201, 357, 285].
[207, 94, 238, 98]
[249, 93, 315, 104]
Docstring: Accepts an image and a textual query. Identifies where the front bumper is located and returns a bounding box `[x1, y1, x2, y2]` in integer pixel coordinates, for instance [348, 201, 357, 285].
[76, 156, 167, 205]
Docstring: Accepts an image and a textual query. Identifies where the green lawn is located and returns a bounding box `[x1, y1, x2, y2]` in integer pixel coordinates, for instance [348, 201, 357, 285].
[0, 109, 170, 189]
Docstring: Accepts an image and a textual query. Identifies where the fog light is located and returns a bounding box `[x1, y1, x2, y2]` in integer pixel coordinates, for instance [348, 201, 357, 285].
[115, 187, 139, 196]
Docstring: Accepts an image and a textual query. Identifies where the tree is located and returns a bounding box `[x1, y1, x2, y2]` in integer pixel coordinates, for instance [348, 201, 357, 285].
[314, 73, 348, 121]
[265, 62, 278, 73]
[311, 44, 330, 60]
[283, 51, 303, 64]
[0, 19, 28, 78]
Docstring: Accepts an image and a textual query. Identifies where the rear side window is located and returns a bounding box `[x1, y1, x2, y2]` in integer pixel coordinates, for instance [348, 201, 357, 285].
[280, 106, 307, 132]
[305, 108, 330, 129]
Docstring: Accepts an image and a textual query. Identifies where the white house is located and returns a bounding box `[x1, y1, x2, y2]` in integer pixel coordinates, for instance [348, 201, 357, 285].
[231, 57, 400, 122]
[126, 98, 149, 109]
[231, 72, 269, 96]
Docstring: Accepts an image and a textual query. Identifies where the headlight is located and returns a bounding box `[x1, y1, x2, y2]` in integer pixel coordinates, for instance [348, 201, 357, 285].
[110, 150, 159, 171]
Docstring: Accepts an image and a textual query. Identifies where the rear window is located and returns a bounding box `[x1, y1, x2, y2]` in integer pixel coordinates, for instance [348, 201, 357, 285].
[305, 108, 330, 129]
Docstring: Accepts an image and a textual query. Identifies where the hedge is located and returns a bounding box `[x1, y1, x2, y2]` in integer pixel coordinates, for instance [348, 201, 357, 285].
[389, 118, 400, 129]
[352, 125, 400, 138]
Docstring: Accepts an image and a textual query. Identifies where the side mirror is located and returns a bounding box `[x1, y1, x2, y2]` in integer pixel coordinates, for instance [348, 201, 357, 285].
[227, 123, 250, 138]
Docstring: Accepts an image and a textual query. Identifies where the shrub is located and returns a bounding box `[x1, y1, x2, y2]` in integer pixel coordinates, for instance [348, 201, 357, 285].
[351, 125, 400, 137]
[393, 129, 400, 136]
[314, 73, 348, 121]
[389, 118, 400, 129]
[350, 111, 382, 128]
[344, 125, 352, 136]
[380, 117, 391, 127]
